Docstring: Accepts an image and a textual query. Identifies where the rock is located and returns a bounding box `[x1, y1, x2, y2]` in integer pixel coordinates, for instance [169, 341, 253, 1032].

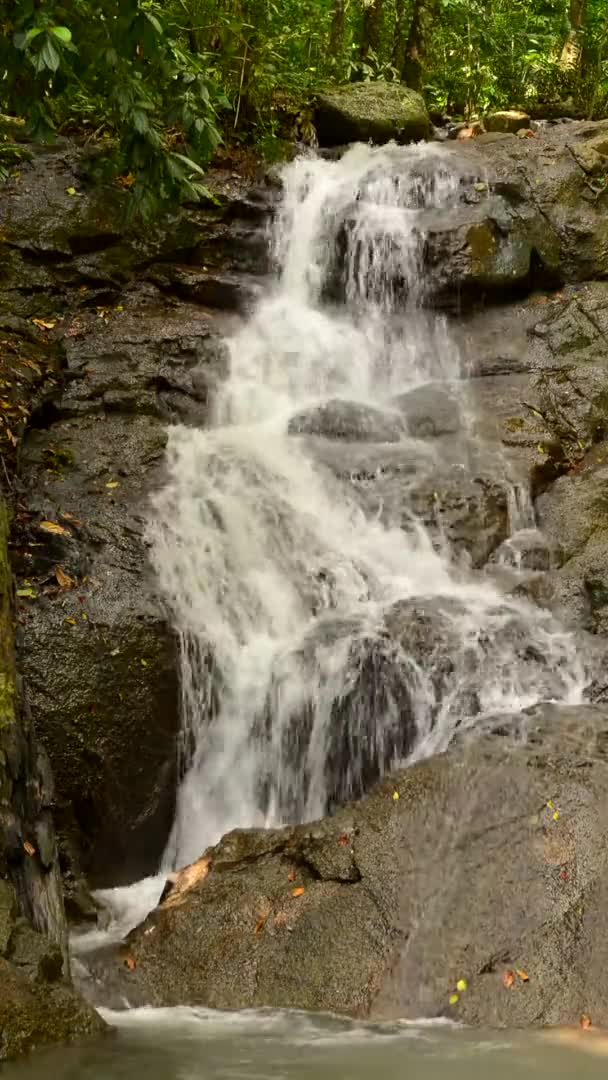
[392, 384, 461, 438]
[12, 304, 227, 890]
[315, 82, 430, 147]
[484, 110, 531, 134]
[491, 528, 563, 572]
[288, 400, 404, 442]
[312, 439, 510, 567]
[536, 442, 608, 632]
[88, 703, 608, 1029]
[0, 956, 104, 1061]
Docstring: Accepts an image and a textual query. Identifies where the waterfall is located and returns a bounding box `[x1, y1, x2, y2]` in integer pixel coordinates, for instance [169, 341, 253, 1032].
[149, 142, 587, 872]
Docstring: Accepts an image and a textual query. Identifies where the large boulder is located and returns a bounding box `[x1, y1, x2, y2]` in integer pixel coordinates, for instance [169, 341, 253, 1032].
[87, 703, 608, 1028]
[315, 82, 430, 147]
[288, 399, 404, 442]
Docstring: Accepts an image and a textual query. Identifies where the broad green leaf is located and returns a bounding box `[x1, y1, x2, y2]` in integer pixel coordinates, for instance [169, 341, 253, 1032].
[50, 26, 72, 44]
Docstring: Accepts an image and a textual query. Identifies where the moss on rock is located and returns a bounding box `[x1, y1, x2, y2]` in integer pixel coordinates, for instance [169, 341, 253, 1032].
[315, 81, 430, 147]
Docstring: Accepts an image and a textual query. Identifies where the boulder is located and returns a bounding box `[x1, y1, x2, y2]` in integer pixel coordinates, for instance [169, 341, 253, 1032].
[484, 110, 531, 134]
[392, 384, 461, 438]
[87, 703, 608, 1029]
[288, 399, 404, 442]
[536, 442, 608, 632]
[315, 82, 430, 147]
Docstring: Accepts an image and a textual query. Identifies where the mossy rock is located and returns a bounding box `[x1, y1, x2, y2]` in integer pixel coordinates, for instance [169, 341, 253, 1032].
[315, 81, 430, 147]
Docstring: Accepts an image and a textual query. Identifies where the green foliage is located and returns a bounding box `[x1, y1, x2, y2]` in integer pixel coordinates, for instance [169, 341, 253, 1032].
[1, 0, 608, 218]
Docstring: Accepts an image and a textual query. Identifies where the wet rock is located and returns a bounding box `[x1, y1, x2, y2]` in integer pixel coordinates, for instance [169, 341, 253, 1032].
[315, 82, 430, 147]
[89, 703, 608, 1029]
[0, 955, 105, 1061]
[484, 110, 531, 134]
[288, 399, 404, 442]
[392, 384, 460, 438]
[491, 528, 563, 572]
[536, 442, 608, 632]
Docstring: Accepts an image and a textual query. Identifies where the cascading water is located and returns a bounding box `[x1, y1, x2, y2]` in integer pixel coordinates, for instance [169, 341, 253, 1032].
[148, 141, 586, 874]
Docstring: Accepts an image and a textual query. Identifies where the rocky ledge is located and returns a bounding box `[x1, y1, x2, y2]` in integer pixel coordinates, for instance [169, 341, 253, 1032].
[85, 703, 608, 1028]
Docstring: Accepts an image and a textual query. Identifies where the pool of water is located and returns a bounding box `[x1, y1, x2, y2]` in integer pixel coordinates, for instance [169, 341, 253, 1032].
[3, 1008, 607, 1080]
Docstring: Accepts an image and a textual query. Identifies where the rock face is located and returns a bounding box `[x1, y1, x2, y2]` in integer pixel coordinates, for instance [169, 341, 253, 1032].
[0, 145, 274, 889]
[484, 110, 531, 133]
[315, 82, 430, 147]
[90, 704, 608, 1029]
[0, 881, 104, 1061]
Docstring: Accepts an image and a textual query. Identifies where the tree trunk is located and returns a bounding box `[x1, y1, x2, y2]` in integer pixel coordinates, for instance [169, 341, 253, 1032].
[359, 0, 384, 65]
[401, 0, 435, 90]
[559, 0, 587, 72]
[392, 0, 408, 72]
[330, 0, 346, 61]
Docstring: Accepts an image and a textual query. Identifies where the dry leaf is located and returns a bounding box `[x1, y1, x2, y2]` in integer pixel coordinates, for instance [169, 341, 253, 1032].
[55, 566, 75, 589]
[503, 970, 515, 989]
[40, 520, 70, 536]
[456, 978, 468, 992]
[392, 790, 400, 801]
[291, 886, 305, 898]
[580, 1015, 592, 1030]
[287, 868, 297, 882]
[65, 617, 77, 626]
[516, 969, 530, 983]
[124, 954, 137, 971]
[337, 834, 350, 846]
[32, 318, 56, 331]
[23, 841, 35, 856]
[106, 480, 120, 489]
[255, 914, 267, 935]
[449, 993, 459, 1005]
[274, 911, 288, 928]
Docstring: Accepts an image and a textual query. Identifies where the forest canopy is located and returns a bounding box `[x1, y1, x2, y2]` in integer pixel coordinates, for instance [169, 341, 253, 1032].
[1, 0, 607, 216]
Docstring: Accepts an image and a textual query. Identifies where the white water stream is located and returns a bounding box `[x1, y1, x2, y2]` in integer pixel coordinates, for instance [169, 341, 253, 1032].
[77, 142, 587, 946]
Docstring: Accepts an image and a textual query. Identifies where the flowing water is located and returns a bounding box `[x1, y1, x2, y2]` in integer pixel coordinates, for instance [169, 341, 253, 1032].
[66, 143, 595, 1073]
[149, 141, 585, 872]
[5, 1008, 608, 1080]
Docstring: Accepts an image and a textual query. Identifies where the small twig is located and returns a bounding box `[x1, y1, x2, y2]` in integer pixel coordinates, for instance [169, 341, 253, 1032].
[0, 452, 12, 493]
[234, 41, 249, 131]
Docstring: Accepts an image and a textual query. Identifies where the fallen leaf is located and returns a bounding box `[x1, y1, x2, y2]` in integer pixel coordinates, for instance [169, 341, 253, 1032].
[287, 868, 297, 882]
[274, 911, 288, 928]
[392, 790, 400, 801]
[106, 480, 120, 489]
[338, 834, 350, 846]
[40, 520, 70, 536]
[55, 566, 75, 589]
[291, 887, 305, 898]
[23, 841, 35, 856]
[456, 978, 468, 992]
[516, 969, 530, 983]
[65, 617, 77, 626]
[124, 954, 137, 971]
[449, 993, 459, 1005]
[580, 1015, 592, 1030]
[553, 810, 560, 821]
[561, 869, 568, 881]
[32, 318, 56, 331]
[503, 970, 515, 989]
[66, 186, 78, 196]
[546, 800, 554, 809]
[255, 914, 267, 935]
[16, 587, 38, 599]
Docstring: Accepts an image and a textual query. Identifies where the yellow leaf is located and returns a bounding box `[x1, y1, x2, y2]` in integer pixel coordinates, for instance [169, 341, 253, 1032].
[449, 993, 459, 1005]
[65, 617, 77, 626]
[116, 305, 124, 312]
[546, 800, 553, 809]
[516, 969, 530, 983]
[32, 318, 56, 330]
[392, 790, 400, 801]
[291, 887, 305, 898]
[16, 587, 37, 599]
[66, 186, 78, 196]
[456, 978, 468, 992]
[23, 841, 36, 856]
[40, 520, 70, 536]
[106, 480, 120, 489]
[55, 566, 75, 589]
[553, 811, 560, 821]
